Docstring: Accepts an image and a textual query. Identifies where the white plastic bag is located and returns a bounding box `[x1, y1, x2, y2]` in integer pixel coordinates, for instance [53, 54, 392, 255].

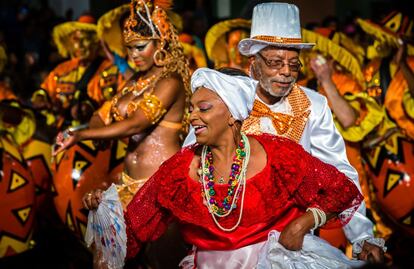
[85, 184, 127, 269]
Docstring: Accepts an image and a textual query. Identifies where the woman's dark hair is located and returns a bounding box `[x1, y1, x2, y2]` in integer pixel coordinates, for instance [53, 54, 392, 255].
[217, 67, 249, 77]
[119, 10, 131, 30]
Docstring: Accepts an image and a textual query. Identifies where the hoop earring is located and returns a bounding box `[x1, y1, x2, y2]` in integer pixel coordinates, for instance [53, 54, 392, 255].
[153, 48, 168, 66]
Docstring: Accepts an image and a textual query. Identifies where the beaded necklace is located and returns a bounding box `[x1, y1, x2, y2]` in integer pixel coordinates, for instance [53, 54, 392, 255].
[200, 133, 250, 232]
[121, 74, 157, 96]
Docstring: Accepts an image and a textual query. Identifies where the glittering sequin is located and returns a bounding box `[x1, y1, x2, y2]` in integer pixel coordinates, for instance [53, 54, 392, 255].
[242, 85, 311, 142]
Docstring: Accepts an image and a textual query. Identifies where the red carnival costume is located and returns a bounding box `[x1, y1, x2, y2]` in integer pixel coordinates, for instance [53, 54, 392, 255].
[125, 134, 363, 260]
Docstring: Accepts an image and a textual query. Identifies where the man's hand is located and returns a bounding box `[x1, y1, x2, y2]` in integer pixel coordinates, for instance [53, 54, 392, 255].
[357, 241, 385, 263]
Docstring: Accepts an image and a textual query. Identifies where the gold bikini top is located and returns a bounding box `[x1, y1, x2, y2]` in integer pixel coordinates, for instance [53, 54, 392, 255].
[111, 74, 157, 121]
[110, 74, 183, 130]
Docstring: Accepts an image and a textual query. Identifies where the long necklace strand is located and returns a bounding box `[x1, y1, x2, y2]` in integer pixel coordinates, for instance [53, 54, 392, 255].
[202, 140, 245, 217]
[200, 133, 250, 232]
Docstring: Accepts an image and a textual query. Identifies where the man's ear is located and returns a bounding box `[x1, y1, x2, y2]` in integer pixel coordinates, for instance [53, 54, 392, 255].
[250, 58, 259, 80]
[248, 56, 256, 66]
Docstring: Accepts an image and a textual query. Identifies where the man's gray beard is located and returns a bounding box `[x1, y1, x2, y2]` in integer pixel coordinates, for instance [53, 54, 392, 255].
[260, 79, 295, 98]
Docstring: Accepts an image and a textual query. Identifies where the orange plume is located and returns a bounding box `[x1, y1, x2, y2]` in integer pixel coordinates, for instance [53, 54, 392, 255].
[154, 0, 173, 10]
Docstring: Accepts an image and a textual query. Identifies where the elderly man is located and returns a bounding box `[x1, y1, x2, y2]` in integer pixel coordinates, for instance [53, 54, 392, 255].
[239, 2, 385, 262]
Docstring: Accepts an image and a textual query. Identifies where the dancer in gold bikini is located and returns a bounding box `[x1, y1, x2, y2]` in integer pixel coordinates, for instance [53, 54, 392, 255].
[54, 0, 191, 209]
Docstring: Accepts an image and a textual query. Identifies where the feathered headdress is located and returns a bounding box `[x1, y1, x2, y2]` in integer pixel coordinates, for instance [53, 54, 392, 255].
[123, 0, 173, 44]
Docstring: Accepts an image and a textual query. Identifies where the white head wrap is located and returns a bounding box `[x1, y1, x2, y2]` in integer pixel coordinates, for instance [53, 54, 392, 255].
[182, 68, 257, 147]
[190, 67, 257, 121]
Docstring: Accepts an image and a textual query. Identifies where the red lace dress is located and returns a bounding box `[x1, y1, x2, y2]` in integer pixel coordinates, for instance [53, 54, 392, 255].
[125, 134, 363, 259]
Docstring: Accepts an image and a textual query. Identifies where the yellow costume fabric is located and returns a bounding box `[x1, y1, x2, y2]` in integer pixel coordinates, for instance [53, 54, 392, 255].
[384, 57, 414, 139]
[116, 172, 148, 209]
[41, 58, 122, 108]
[97, 4, 130, 57]
[301, 28, 365, 85]
[327, 73, 384, 142]
[205, 18, 251, 68]
[0, 103, 36, 147]
[402, 89, 414, 119]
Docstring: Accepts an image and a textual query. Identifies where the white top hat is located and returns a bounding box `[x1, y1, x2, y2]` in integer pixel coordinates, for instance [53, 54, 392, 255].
[238, 2, 314, 56]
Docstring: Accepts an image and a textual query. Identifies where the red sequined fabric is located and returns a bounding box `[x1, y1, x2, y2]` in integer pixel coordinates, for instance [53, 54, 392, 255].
[125, 134, 363, 259]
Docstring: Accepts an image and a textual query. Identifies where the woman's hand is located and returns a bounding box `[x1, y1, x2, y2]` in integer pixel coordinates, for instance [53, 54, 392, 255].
[53, 130, 79, 156]
[357, 241, 385, 263]
[82, 189, 103, 210]
[279, 211, 315, 250]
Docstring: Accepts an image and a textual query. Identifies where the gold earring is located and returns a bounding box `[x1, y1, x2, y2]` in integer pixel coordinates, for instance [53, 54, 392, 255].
[153, 48, 168, 66]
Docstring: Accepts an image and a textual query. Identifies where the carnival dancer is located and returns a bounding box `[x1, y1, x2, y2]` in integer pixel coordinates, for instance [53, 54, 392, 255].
[355, 11, 414, 260]
[54, 0, 191, 267]
[85, 67, 365, 268]
[36, 14, 122, 130]
[235, 2, 385, 261]
[54, 0, 191, 208]
[205, 18, 251, 74]
[46, 15, 125, 241]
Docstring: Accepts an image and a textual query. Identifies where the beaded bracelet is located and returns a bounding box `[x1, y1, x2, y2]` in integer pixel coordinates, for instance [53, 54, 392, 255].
[306, 207, 327, 230]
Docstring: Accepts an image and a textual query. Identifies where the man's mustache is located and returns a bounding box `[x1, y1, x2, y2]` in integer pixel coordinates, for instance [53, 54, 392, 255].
[270, 78, 295, 84]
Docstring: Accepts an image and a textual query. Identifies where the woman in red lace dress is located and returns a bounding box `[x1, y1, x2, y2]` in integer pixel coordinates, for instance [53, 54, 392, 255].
[86, 68, 364, 268]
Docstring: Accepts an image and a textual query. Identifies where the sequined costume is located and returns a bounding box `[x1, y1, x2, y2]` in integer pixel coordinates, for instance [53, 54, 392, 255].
[39, 16, 123, 120]
[40, 58, 122, 108]
[233, 3, 378, 255]
[241, 81, 380, 252]
[125, 134, 363, 267]
[95, 0, 191, 208]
